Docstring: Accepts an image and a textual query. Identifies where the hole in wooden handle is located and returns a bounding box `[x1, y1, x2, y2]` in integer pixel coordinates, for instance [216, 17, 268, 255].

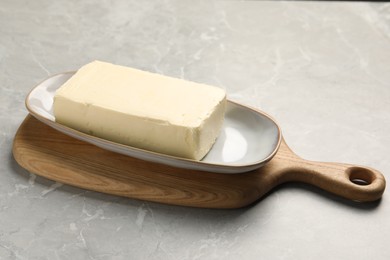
[347, 167, 375, 186]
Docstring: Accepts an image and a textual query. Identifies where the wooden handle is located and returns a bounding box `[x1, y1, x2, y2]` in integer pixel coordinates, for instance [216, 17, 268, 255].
[272, 140, 386, 202]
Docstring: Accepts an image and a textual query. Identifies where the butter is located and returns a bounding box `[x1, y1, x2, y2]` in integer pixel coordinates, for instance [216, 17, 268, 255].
[53, 61, 226, 160]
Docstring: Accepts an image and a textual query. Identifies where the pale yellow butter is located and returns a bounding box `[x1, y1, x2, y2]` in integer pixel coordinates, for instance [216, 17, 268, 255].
[53, 61, 226, 160]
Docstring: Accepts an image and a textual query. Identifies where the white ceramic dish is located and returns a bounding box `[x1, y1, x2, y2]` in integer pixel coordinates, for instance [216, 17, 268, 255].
[25, 72, 281, 173]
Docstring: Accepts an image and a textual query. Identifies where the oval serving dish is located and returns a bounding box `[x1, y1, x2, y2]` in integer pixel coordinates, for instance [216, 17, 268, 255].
[26, 72, 281, 174]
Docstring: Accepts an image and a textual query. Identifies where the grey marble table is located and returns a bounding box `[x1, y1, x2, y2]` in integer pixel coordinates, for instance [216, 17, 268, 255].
[1, 0, 390, 259]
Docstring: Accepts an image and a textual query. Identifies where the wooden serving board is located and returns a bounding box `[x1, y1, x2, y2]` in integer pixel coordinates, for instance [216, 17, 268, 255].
[13, 115, 386, 208]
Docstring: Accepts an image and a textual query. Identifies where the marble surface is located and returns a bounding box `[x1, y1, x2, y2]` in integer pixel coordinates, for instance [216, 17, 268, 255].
[1, 0, 390, 259]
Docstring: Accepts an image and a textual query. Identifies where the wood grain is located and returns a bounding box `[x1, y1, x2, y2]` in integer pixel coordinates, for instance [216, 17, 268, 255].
[12, 115, 386, 208]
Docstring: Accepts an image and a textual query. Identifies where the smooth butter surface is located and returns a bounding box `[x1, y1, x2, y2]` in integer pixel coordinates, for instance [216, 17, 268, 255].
[53, 61, 226, 160]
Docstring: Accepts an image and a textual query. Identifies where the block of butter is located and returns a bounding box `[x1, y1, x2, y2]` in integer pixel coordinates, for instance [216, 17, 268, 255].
[53, 61, 226, 160]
